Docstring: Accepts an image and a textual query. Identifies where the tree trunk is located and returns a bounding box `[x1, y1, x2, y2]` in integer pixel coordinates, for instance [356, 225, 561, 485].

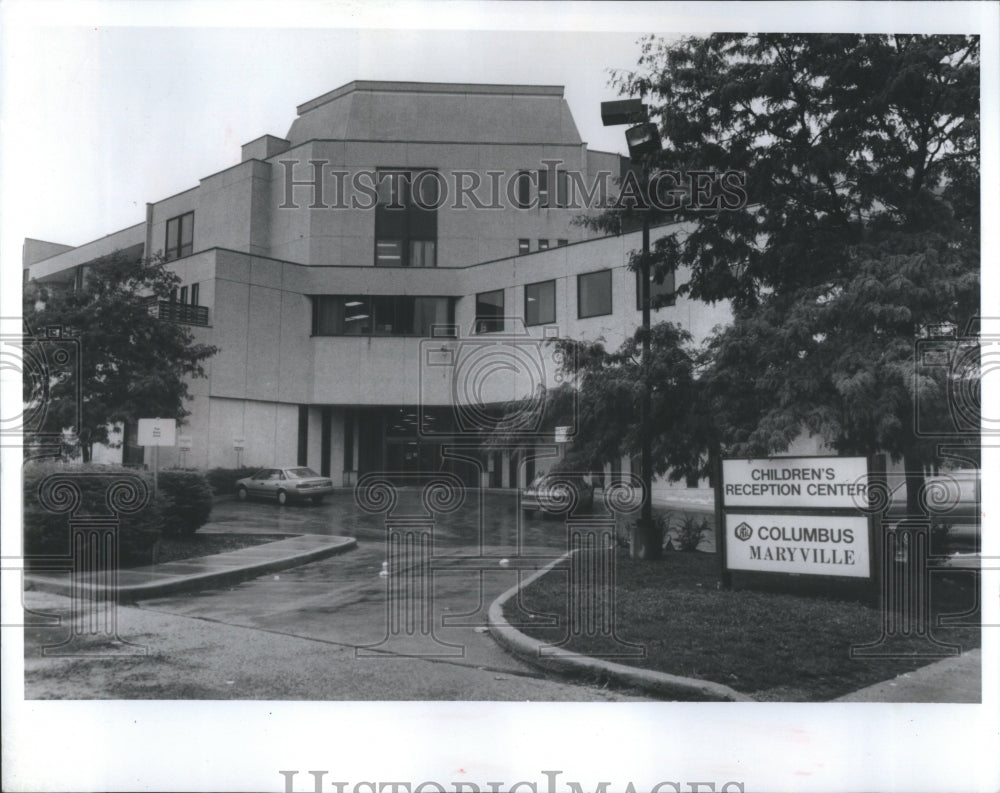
[82, 442, 92, 463]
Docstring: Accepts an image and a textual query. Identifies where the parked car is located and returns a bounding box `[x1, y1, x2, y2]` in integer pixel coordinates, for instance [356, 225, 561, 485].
[235, 467, 334, 505]
[886, 468, 981, 561]
[520, 472, 595, 518]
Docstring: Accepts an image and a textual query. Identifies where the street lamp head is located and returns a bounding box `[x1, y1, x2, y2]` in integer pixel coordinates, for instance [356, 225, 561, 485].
[625, 122, 662, 157]
[601, 98, 647, 127]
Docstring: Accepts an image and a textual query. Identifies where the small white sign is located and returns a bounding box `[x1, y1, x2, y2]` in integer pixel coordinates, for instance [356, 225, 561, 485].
[726, 512, 871, 578]
[177, 435, 192, 451]
[137, 418, 176, 447]
[233, 437, 245, 450]
[554, 426, 572, 443]
[722, 456, 869, 509]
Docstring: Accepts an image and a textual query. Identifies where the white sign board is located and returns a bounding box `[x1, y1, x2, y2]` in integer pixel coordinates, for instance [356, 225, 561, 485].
[233, 437, 245, 450]
[726, 513, 871, 578]
[137, 418, 176, 447]
[177, 435, 192, 452]
[554, 426, 571, 443]
[722, 456, 868, 509]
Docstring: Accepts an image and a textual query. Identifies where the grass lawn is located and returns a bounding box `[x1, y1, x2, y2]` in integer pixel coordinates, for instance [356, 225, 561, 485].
[506, 550, 981, 701]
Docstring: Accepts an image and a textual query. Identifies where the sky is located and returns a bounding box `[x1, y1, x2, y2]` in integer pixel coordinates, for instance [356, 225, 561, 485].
[2, 3, 999, 792]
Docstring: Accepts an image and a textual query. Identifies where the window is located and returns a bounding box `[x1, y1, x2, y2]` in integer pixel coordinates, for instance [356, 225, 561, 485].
[557, 239, 568, 247]
[312, 295, 454, 336]
[524, 280, 556, 326]
[515, 171, 532, 209]
[179, 286, 188, 304]
[165, 212, 194, 261]
[578, 270, 613, 318]
[190, 283, 200, 305]
[518, 239, 530, 255]
[555, 170, 568, 207]
[635, 268, 676, 310]
[538, 169, 549, 208]
[538, 239, 550, 250]
[475, 289, 505, 334]
[375, 169, 437, 267]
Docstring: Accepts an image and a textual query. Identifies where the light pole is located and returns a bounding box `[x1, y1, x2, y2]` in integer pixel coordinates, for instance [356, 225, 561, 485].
[601, 98, 663, 560]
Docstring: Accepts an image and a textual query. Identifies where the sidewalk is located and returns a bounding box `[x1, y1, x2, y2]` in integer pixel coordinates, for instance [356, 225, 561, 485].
[25, 533, 357, 602]
[832, 649, 982, 703]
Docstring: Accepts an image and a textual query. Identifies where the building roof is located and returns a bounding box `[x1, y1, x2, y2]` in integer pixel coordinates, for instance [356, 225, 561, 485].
[285, 80, 583, 147]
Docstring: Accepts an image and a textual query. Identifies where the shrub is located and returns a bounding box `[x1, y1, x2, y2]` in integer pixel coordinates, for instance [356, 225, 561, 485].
[206, 466, 260, 496]
[23, 461, 164, 567]
[157, 470, 213, 535]
[671, 512, 711, 552]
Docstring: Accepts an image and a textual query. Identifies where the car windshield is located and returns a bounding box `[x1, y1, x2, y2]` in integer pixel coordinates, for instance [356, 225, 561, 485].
[287, 468, 321, 478]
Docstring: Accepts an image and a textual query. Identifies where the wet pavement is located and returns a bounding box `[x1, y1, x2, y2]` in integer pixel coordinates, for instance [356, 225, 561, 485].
[23, 490, 660, 700]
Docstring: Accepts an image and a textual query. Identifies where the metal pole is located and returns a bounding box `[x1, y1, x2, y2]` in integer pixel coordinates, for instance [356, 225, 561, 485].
[635, 210, 658, 559]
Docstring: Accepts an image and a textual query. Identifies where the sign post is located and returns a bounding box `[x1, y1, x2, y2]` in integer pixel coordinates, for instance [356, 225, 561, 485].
[715, 455, 876, 600]
[137, 418, 177, 497]
[233, 436, 245, 469]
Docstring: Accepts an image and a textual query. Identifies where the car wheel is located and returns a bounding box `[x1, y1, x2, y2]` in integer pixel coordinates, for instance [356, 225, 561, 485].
[277, 489, 288, 506]
[311, 495, 325, 505]
[237, 486, 248, 501]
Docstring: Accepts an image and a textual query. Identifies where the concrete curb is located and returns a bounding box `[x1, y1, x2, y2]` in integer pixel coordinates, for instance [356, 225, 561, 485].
[487, 551, 753, 702]
[26, 535, 357, 603]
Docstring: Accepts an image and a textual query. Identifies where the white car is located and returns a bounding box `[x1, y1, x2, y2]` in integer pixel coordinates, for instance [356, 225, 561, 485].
[235, 467, 334, 505]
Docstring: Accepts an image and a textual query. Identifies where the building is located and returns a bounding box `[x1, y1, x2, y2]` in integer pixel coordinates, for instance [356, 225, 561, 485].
[24, 80, 731, 491]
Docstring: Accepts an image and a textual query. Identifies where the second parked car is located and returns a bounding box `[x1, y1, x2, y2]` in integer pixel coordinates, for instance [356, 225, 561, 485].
[235, 467, 334, 505]
[520, 472, 595, 517]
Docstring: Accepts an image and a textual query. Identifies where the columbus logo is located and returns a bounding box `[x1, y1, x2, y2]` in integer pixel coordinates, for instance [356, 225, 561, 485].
[734, 521, 753, 542]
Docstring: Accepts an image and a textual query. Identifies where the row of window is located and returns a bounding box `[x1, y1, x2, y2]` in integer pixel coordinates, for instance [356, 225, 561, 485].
[518, 239, 567, 254]
[312, 295, 455, 336]
[476, 269, 674, 332]
[170, 283, 200, 305]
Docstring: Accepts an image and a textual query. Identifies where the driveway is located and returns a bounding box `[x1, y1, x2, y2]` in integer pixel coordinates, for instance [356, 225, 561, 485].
[24, 490, 658, 700]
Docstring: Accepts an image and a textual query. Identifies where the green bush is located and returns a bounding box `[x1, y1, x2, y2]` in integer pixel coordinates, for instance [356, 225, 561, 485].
[205, 466, 260, 496]
[670, 512, 711, 552]
[23, 461, 163, 567]
[157, 470, 213, 535]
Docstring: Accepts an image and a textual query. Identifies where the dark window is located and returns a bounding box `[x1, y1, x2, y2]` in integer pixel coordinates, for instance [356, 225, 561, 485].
[179, 286, 188, 304]
[557, 239, 568, 247]
[635, 268, 676, 310]
[538, 169, 549, 208]
[165, 212, 194, 261]
[515, 171, 532, 209]
[524, 280, 556, 327]
[297, 406, 309, 466]
[320, 407, 332, 477]
[343, 410, 355, 473]
[375, 169, 437, 267]
[538, 239, 549, 250]
[190, 283, 200, 305]
[556, 170, 568, 207]
[475, 289, 505, 334]
[312, 295, 454, 336]
[578, 270, 613, 318]
[518, 239, 530, 255]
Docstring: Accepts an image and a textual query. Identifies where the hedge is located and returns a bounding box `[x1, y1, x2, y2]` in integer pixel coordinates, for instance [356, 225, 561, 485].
[23, 461, 163, 567]
[157, 470, 214, 535]
[206, 466, 260, 496]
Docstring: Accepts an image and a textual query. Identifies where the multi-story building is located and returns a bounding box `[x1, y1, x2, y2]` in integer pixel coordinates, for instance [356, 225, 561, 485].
[24, 80, 731, 490]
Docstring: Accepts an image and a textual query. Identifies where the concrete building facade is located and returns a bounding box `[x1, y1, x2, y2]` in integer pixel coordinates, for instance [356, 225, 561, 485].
[25, 80, 732, 491]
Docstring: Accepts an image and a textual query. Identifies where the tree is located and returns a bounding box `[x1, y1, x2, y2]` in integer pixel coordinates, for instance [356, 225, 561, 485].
[606, 33, 979, 511]
[23, 251, 217, 461]
[487, 323, 714, 539]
